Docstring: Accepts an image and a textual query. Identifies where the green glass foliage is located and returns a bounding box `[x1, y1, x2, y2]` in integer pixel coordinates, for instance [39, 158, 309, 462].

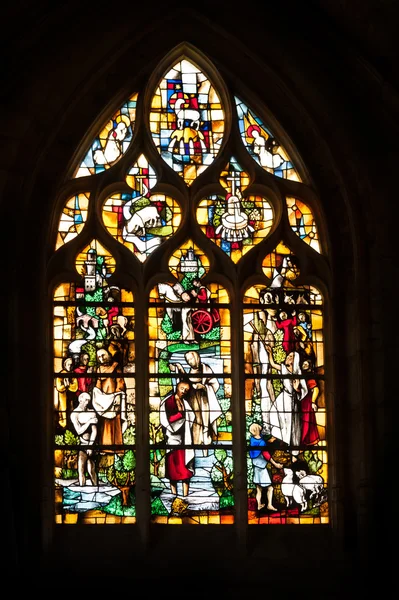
[211, 449, 233, 497]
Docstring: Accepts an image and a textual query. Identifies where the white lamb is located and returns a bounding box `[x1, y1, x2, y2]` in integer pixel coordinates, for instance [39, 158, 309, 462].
[281, 468, 307, 511]
[174, 98, 200, 130]
[125, 205, 161, 235]
[296, 471, 324, 502]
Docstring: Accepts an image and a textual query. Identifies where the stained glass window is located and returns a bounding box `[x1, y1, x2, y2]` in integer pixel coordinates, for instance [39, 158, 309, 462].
[286, 197, 321, 253]
[56, 193, 89, 249]
[51, 47, 329, 526]
[244, 243, 327, 524]
[196, 158, 274, 262]
[235, 97, 301, 181]
[102, 154, 182, 262]
[53, 240, 135, 523]
[74, 94, 138, 177]
[148, 242, 233, 523]
[150, 59, 225, 185]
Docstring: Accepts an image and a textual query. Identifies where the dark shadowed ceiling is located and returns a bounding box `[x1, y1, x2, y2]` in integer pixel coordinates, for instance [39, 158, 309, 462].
[1, 0, 398, 90]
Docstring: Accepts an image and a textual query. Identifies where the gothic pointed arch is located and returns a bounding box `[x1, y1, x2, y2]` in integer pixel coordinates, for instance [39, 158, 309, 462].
[49, 40, 332, 531]
[5, 0, 390, 586]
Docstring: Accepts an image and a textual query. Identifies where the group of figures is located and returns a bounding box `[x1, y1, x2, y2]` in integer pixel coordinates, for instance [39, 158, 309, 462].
[55, 345, 130, 485]
[148, 244, 327, 523]
[55, 244, 327, 522]
[53, 242, 327, 523]
[54, 246, 135, 508]
[244, 249, 327, 519]
[160, 350, 223, 498]
[147, 245, 232, 520]
[51, 54, 328, 525]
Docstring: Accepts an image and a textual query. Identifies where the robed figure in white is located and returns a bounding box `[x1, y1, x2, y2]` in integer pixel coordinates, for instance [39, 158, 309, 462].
[171, 350, 222, 455]
[266, 348, 308, 455]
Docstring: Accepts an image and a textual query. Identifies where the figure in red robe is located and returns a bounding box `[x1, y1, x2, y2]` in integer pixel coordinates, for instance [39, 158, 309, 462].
[74, 351, 93, 395]
[160, 380, 195, 496]
[276, 309, 297, 354]
[300, 359, 320, 446]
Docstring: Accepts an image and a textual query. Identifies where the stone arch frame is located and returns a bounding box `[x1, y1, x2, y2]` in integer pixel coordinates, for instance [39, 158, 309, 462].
[3, 5, 383, 583]
[46, 39, 338, 557]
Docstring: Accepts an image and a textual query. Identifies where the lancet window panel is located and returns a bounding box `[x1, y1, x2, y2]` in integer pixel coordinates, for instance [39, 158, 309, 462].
[148, 242, 233, 524]
[243, 244, 328, 525]
[53, 240, 136, 524]
[50, 45, 329, 527]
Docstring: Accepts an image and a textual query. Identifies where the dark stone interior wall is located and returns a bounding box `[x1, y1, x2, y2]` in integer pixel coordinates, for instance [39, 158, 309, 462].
[1, 0, 395, 589]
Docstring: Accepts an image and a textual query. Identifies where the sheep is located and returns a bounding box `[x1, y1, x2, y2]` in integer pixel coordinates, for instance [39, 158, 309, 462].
[296, 471, 324, 502]
[125, 205, 161, 236]
[281, 467, 308, 512]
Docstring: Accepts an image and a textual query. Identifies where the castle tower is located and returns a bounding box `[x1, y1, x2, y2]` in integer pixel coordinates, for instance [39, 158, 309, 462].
[84, 248, 97, 292]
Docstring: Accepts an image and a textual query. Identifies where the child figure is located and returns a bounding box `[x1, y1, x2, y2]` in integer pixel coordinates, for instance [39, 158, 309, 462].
[249, 422, 283, 511]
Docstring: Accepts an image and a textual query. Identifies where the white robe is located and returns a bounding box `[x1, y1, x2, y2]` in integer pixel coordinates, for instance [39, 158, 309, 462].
[258, 340, 273, 434]
[269, 352, 308, 448]
[187, 364, 222, 444]
[92, 386, 127, 422]
[243, 311, 274, 433]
